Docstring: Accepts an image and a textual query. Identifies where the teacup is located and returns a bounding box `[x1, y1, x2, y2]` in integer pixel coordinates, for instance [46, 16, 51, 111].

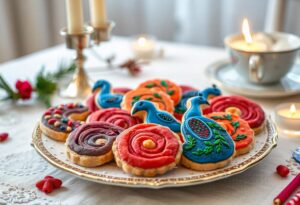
[224, 32, 300, 84]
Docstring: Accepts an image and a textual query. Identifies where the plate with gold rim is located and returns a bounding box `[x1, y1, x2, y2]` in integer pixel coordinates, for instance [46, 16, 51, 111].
[32, 118, 277, 188]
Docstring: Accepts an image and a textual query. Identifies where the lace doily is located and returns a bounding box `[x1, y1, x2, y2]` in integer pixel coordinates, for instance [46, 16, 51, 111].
[286, 157, 300, 176]
[0, 150, 52, 177]
[0, 183, 65, 205]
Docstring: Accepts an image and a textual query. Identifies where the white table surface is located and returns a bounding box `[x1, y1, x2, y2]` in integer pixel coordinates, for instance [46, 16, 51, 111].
[0, 37, 299, 205]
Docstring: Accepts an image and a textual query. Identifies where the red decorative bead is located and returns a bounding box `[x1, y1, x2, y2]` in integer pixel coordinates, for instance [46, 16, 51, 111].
[42, 180, 54, 194]
[54, 109, 62, 114]
[276, 165, 290, 177]
[67, 121, 73, 126]
[35, 179, 46, 190]
[44, 111, 52, 116]
[48, 118, 56, 125]
[0, 133, 9, 142]
[49, 178, 62, 189]
[67, 103, 74, 109]
[36, 176, 62, 194]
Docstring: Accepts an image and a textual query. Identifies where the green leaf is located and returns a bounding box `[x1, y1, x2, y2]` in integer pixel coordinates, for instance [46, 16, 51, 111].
[231, 121, 240, 133]
[167, 90, 175, 95]
[224, 114, 232, 120]
[145, 83, 156, 88]
[204, 141, 213, 146]
[145, 97, 153, 101]
[184, 135, 196, 150]
[235, 134, 247, 141]
[160, 80, 168, 87]
[153, 93, 162, 99]
[132, 95, 141, 101]
[192, 149, 204, 156]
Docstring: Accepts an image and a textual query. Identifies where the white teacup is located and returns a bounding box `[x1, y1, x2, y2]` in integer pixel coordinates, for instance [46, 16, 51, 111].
[224, 32, 300, 84]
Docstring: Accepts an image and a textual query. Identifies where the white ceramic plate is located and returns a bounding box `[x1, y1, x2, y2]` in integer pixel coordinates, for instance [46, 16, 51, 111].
[32, 118, 277, 189]
[206, 59, 300, 98]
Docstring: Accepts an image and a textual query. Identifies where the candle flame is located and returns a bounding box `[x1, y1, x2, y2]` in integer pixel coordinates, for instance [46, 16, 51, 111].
[290, 104, 296, 117]
[137, 37, 147, 46]
[242, 18, 253, 44]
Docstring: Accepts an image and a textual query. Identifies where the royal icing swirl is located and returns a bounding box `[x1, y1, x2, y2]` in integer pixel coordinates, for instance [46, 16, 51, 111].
[67, 122, 124, 156]
[115, 124, 180, 169]
[87, 108, 141, 129]
[203, 95, 265, 129]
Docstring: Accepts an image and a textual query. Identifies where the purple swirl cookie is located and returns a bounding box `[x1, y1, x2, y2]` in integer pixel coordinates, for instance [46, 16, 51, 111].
[66, 122, 124, 167]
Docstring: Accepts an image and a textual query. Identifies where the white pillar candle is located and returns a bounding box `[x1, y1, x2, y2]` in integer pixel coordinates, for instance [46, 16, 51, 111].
[66, 0, 84, 34]
[89, 0, 107, 28]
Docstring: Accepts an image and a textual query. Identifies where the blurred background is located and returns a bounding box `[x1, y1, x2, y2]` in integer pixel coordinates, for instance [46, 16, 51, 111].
[1, 0, 300, 63]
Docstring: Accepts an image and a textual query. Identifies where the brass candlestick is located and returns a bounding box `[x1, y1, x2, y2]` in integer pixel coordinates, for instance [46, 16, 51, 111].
[59, 21, 115, 98]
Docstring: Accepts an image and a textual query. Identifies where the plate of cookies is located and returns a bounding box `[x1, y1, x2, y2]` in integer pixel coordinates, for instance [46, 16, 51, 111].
[32, 79, 278, 188]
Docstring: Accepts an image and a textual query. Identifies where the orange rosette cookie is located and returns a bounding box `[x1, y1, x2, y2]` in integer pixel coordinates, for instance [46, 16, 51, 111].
[206, 112, 255, 156]
[121, 88, 174, 114]
[112, 124, 182, 177]
[137, 79, 182, 105]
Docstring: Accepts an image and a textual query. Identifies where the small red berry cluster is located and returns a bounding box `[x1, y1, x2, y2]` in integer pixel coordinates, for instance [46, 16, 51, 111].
[0, 132, 9, 142]
[36, 176, 62, 194]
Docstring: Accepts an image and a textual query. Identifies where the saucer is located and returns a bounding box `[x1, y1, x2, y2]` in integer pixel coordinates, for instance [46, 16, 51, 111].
[206, 59, 300, 98]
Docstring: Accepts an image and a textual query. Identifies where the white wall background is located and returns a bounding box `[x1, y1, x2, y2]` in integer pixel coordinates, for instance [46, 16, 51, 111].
[0, 0, 299, 63]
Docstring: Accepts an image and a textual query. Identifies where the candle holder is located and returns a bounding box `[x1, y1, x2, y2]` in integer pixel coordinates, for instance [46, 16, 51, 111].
[91, 21, 115, 45]
[275, 103, 300, 136]
[59, 21, 115, 98]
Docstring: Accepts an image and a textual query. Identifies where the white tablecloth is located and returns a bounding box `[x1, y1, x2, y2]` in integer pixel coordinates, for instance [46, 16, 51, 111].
[0, 37, 299, 205]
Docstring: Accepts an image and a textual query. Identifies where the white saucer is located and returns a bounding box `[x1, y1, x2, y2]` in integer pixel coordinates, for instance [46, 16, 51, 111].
[206, 59, 300, 98]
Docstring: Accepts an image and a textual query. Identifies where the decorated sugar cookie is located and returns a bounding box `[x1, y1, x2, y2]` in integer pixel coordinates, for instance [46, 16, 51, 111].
[112, 87, 132, 95]
[131, 100, 182, 138]
[137, 79, 182, 105]
[121, 88, 174, 114]
[92, 80, 123, 109]
[66, 122, 124, 167]
[40, 103, 90, 142]
[206, 112, 255, 156]
[181, 96, 235, 171]
[180, 85, 197, 93]
[87, 108, 141, 129]
[203, 95, 265, 134]
[174, 85, 222, 121]
[112, 123, 182, 177]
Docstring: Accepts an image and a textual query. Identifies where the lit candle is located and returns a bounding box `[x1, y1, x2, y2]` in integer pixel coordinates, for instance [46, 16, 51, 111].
[275, 103, 300, 134]
[89, 0, 107, 28]
[131, 35, 156, 59]
[66, 0, 84, 34]
[231, 18, 268, 52]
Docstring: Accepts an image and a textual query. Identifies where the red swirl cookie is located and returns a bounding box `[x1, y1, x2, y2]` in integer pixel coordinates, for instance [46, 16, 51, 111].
[137, 79, 182, 105]
[203, 95, 265, 134]
[66, 122, 124, 167]
[40, 103, 90, 142]
[87, 108, 142, 129]
[112, 123, 182, 177]
[121, 88, 174, 114]
[206, 112, 255, 156]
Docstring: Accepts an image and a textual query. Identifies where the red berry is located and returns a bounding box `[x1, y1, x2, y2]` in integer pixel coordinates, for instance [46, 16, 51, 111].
[48, 119, 56, 125]
[42, 180, 54, 194]
[67, 103, 74, 109]
[54, 109, 62, 114]
[49, 178, 62, 189]
[44, 175, 54, 179]
[276, 165, 290, 177]
[35, 179, 46, 190]
[67, 121, 73, 126]
[44, 111, 52, 115]
[0, 133, 8, 142]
